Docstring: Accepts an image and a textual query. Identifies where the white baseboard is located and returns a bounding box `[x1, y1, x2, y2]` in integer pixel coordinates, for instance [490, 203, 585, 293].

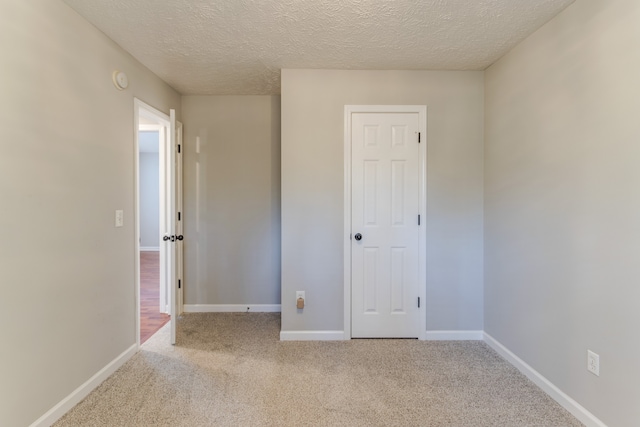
[280, 330, 482, 341]
[139, 246, 160, 252]
[425, 330, 484, 341]
[183, 304, 281, 313]
[483, 333, 606, 427]
[280, 330, 346, 341]
[30, 344, 137, 427]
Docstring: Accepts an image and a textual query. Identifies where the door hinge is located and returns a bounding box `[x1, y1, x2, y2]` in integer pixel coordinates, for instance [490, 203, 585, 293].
[418, 214, 421, 225]
[178, 212, 181, 221]
[418, 297, 421, 308]
[177, 144, 181, 153]
[178, 279, 181, 289]
[418, 132, 421, 143]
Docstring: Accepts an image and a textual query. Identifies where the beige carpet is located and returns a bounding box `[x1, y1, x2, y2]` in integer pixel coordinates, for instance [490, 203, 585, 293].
[55, 313, 583, 426]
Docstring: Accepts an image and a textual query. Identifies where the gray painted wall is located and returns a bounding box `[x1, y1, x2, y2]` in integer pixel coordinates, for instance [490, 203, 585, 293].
[281, 70, 485, 333]
[139, 150, 160, 248]
[484, 0, 640, 425]
[0, 1, 181, 425]
[181, 96, 281, 305]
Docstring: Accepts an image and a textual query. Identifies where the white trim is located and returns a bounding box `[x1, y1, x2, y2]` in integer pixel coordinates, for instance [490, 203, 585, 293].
[138, 123, 163, 132]
[483, 333, 607, 427]
[280, 330, 347, 341]
[29, 344, 137, 427]
[343, 106, 352, 340]
[425, 330, 484, 341]
[135, 99, 170, 123]
[183, 304, 282, 313]
[139, 246, 160, 252]
[158, 120, 169, 317]
[343, 105, 428, 340]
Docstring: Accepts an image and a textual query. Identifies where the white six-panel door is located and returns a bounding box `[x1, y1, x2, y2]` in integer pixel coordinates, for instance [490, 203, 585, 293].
[350, 110, 424, 338]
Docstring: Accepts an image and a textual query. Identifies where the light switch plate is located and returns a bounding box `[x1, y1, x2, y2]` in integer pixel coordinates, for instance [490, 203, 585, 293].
[115, 210, 124, 227]
[587, 350, 600, 376]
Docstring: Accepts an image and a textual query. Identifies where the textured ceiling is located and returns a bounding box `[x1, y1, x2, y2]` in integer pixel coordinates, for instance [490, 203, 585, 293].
[62, 0, 574, 95]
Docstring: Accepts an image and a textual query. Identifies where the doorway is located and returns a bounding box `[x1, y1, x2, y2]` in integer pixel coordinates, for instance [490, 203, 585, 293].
[138, 125, 169, 343]
[344, 105, 427, 339]
[135, 99, 183, 346]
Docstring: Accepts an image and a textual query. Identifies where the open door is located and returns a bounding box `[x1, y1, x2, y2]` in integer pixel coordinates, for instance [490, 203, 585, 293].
[159, 108, 181, 345]
[176, 120, 184, 317]
[135, 99, 183, 347]
[167, 109, 183, 345]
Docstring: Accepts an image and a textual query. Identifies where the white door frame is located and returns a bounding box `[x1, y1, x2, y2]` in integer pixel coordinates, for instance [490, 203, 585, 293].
[343, 105, 427, 340]
[134, 98, 183, 347]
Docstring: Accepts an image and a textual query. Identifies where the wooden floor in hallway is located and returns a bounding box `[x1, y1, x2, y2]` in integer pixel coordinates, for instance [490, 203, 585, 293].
[140, 251, 170, 344]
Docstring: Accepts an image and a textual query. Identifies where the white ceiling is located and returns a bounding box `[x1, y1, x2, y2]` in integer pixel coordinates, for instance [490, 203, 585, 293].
[62, 0, 574, 95]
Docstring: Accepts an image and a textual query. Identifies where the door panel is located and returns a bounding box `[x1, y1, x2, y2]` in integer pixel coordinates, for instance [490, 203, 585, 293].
[176, 122, 184, 316]
[363, 247, 379, 313]
[351, 112, 421, 338]
[363, 161, 379, 225]
[390, 247, 406, 313]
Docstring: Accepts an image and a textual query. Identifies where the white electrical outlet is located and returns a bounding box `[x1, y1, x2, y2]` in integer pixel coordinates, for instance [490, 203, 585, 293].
[587, 350, 600, 376]
[295, 291, 305, 309]
[115, 210, 124, 227]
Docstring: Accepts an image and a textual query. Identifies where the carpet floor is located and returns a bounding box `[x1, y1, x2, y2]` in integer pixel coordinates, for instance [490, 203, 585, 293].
[55, 313, 583, 426]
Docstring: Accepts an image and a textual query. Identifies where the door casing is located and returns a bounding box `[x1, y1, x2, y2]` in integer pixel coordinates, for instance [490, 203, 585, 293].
[343, 105, 427, 340]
